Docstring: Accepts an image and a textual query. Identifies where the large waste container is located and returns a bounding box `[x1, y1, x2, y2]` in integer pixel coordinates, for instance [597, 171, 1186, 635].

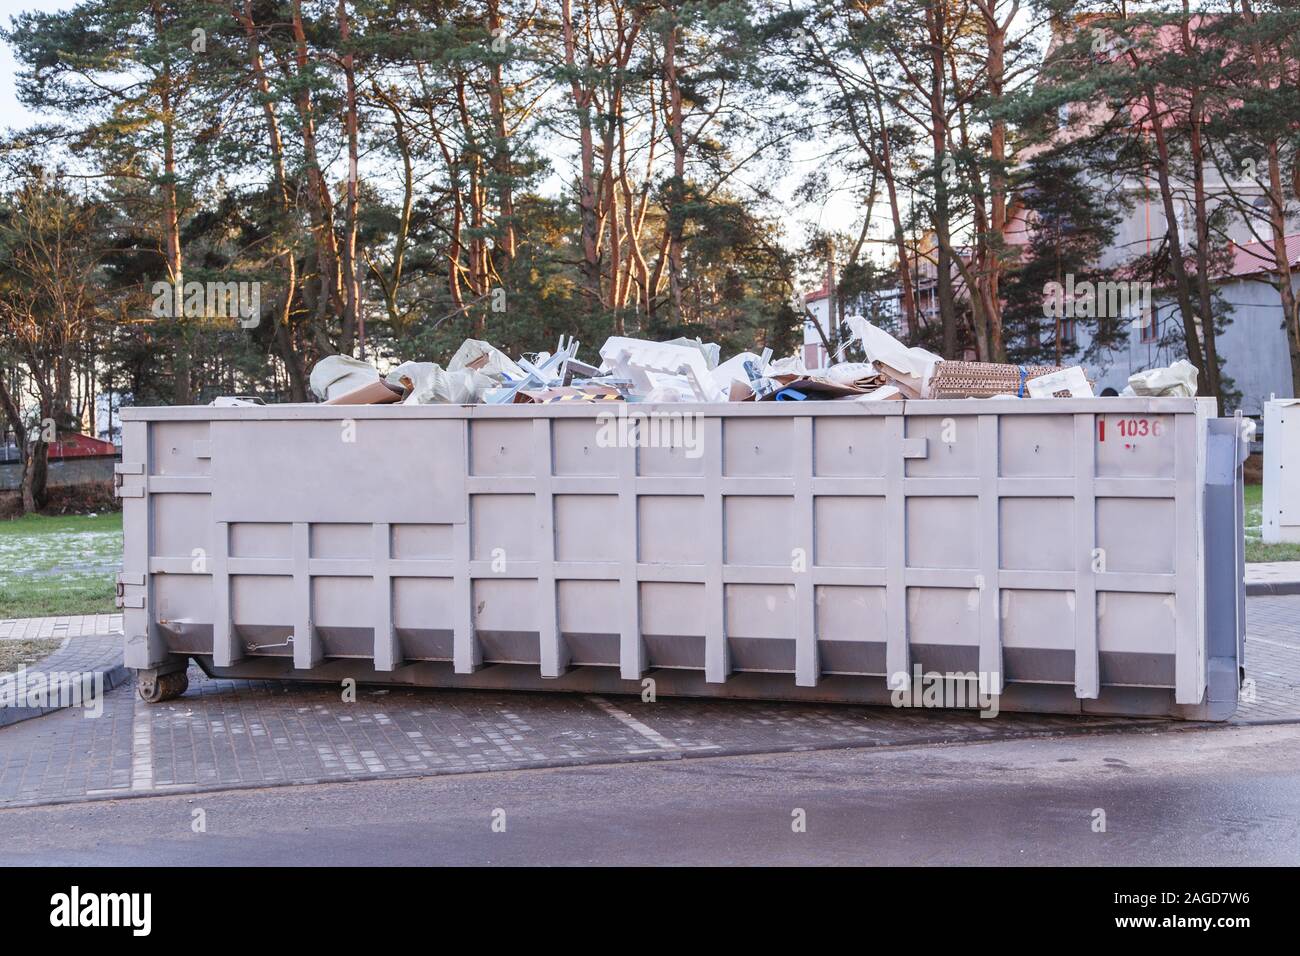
[117, 397, 1246, 719]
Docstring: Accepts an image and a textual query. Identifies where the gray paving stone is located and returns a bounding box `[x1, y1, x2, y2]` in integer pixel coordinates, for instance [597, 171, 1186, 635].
[1240, 594, 1300, 721]
[0, 595, 1295, 808]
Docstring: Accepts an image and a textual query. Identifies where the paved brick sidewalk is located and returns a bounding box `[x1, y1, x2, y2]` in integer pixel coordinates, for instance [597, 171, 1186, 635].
[0, 630, 129, 729]
[1, 666, 1152, 807]
[0, 597, 1295, 808]
[1241, 595, 1300, 720]
[0, 614, 123, 641]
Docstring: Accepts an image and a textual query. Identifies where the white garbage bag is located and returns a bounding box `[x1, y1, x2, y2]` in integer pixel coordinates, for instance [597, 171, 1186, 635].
[846, 316, 942, 398]
[448, 339, 526, 383]
[1127, 360, 1199, 397]
[389, 361, 493, 405]
[709, 351, 768, 394]
[310, 354, 381, 401]
[823, 362, 880, 387]
[767, 355, 809, 377]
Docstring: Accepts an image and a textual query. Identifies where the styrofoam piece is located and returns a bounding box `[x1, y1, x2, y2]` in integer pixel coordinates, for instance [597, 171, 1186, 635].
[1027, 366, 1094, 399]
[599, 336, 726, 402]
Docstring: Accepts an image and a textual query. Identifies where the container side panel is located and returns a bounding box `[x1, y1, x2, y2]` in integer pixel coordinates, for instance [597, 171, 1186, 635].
[906, 497, 978, 568]
[999, 415, 1075, 477]
[211, 419, 466, 524]
[638, 496, 706, 564]
[725, 496, 795, 566]
[1095, 413, 1176, 477]
[723, 417, 793, 477]
[470, 420, 533, 476]
[1000, 498, 1074, 571]
[813, 417, 887, 476]
[151, 421, 211, 476]
[1096, 498, 1176, 573]
[815, 497, 886, 567]
[905, 415, 978, 476]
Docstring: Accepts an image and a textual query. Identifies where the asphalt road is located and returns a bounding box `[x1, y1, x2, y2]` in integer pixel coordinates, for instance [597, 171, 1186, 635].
[2, 721, 1298, 865]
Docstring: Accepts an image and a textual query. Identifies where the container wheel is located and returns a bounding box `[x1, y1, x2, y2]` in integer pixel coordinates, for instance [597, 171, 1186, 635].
[137, 669, 189, 703]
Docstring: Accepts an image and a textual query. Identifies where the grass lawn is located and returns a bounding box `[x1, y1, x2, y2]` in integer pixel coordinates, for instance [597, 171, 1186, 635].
[0, 511, 122, 619]
[1244, 485, 1300, 563]
[0, 637, 64, 673]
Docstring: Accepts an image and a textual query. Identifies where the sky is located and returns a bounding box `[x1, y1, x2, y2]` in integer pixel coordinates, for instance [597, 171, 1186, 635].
[0, 0, 63, 128]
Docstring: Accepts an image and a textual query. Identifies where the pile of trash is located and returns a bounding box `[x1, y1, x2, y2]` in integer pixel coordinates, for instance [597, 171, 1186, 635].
[298, 319, 1197, 406]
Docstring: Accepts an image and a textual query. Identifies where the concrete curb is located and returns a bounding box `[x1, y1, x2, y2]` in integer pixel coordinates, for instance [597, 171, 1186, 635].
[0, 663, 130, 729]
[1245, 580, 1300, 597]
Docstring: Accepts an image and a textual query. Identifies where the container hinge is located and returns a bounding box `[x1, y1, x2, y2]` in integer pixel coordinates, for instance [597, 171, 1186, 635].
[1235, 411, 1254, 463]
[113, 462, 146, 499]
[115, 572, 146, 609]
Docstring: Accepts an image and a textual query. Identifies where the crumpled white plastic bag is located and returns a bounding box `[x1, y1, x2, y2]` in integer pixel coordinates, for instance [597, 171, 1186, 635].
[1127, 359, 1198, 397]
[388, 361, 493, 405]
[447, 339, 526, 384]
[709, 351, 768, 393]
[823, 362, 880, 386]
[310, 354, 381, 401]
[767, 355, 808, 377]
[846, 316, 942, 397]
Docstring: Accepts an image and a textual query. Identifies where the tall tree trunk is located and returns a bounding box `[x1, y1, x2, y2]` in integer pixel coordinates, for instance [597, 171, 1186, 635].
[0, 377, 41, 514]
[454, 75, 489, 302]
[1136, 80, 1210, 395]
[486, 0, 515, 265]
[561, 0, 601, 302]
[926, 0, 958, 356]
[1187, 97, 1224, 411]
[427, 114, 469, 312]
[974, 0, 1015, 361]
[22, 438, 48, 514]
[151, 0, 190, 404]
[627, 70, 660, 322]
[664, 9, 686, 318]
[276, 255, 309, 402]
[1178, 8, 1222, 410]
[290, 0, 344, 336]
[618, 123, 652, 322]
[337, 0, 361, 355]
[23, 396, 49, 513]
[369, 84, 415, 327]
[239, 0, 309, 401]
[870, 97, 918, 334]
[830, 54, 917, 336]
[1268, 139, 1300, 398]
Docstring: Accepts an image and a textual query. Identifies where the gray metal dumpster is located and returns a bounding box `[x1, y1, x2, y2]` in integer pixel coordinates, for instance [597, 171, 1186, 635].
[117, 397, 1246, 719]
